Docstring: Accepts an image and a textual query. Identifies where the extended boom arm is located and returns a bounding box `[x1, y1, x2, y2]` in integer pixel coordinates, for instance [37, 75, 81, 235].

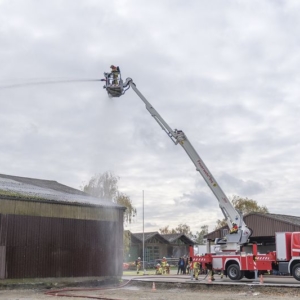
[106, 73, 251, 250]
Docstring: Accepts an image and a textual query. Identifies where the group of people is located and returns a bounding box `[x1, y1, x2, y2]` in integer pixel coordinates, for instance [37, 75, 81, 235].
[177, 257, 203, 280]
[136, 255, 216, 281]
[156, 257, 170, 275]
[135, 256, 170, 275]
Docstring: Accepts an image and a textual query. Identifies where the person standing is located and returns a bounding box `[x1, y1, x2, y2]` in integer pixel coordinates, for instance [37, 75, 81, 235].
[136, 257, 141, 274]
[177, 257, 181, 274]
[185, 256, 189, 274]
[177, 257, 183, 274]
[189, 257, 194, 280]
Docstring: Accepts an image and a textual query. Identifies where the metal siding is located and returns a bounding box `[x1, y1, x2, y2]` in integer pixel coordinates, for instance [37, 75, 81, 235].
[74, 219, 87, 248]
[26, 216, 40, 246]
[25, 245, 39, 278]
[73, 247, 86, 277]
[0, 199, 16, 214]
[0, 199, 122, 221]
[244, 215, 300, 237]
[38, 217, 55, 278]
[0, 214, 8, 246]
[2, 207, 123, 278]
[7, 215, 28, 247]
[6, 245, 25, 278]
[205, 214, 300, 241]
[0, 214, 8, 279]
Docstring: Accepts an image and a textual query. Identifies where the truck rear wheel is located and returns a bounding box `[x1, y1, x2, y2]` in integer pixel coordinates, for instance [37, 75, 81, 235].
[227, 264, 243, 281]
[292, 263, 300, 281]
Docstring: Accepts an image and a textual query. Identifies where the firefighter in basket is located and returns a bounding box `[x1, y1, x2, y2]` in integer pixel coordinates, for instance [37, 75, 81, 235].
[156, 263, 163, 275]
[136, 257, 141, 274]
[110, 65, 120, 85]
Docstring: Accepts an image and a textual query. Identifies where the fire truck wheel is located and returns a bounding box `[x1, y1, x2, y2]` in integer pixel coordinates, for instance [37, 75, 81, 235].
[227, 264, 242, 281]
[292, 263, 300, 281]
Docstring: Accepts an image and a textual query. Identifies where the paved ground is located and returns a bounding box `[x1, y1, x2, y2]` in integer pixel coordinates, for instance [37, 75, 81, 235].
[0, 273, 299, 299]
[0, 282, 299, 300]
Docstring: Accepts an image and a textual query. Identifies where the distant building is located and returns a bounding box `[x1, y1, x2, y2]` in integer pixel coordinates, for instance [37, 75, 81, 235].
[204, 212, 300, 253]
[127, 231, 194, 262]
[0, 174, 125, 279]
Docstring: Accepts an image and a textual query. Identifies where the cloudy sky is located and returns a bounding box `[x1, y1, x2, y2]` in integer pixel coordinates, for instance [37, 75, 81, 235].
[1, 0, 299, 234]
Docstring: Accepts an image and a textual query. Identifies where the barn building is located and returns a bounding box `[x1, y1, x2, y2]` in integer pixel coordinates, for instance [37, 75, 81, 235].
[204, 212, 300, 253]
[0, 174, 125, 279]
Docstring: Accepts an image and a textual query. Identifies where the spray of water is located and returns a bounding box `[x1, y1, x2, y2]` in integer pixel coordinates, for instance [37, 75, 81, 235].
[0, 78, 102, 89]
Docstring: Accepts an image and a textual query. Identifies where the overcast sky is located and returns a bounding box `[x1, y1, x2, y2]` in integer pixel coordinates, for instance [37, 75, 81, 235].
[1, 0, 299, 234]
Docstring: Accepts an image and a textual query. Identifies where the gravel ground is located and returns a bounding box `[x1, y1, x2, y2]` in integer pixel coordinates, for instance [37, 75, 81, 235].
[0, 285, 299, 300]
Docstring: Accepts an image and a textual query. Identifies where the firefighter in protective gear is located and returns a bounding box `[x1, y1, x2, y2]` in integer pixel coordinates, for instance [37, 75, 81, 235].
[136, 257, 141, 274]
[206, 263, 215, 281]
[161, 257, 168, 274]
[110, 65, 120, 85]
[230, 223, 238, 234]
[193, 261, 201, 280]
[189, 257, 194, 280]
[166, 263, 170, 274]
[156, 263, 163, 275]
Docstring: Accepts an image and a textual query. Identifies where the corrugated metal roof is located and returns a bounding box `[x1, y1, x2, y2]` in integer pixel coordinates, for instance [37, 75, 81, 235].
[0, 173, 123, 209]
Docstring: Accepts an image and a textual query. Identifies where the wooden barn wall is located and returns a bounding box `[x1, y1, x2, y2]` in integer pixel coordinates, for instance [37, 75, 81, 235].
[0, 213, 124, 279]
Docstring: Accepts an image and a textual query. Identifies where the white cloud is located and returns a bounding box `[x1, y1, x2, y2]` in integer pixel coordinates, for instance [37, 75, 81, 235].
[1, 0, 300, 234]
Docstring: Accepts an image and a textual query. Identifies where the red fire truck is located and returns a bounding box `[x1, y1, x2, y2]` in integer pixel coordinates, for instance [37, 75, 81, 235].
[103, 67, 300, 281]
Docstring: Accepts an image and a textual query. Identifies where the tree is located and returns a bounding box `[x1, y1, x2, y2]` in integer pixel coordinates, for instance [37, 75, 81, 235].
[231, 195, 269, 215]
[175, 223, 193, 236]
[159, 223, 193, 238]
[159, 225, 177, 234]
[215, 195, 269, 230]
[83, 171, 137, 261]
[82, 171, 136, 223]
[116, 192, 137, 224]
[193, 225, 209, 244]
[82, 171, 118, 200]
